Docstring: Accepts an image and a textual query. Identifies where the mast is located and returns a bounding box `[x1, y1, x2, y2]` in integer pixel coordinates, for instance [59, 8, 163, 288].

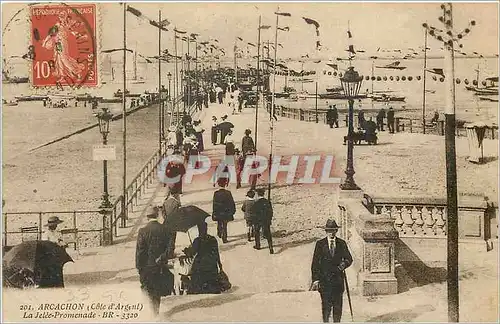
[422, 27, 428, 134]
[133, 42, 137, 80]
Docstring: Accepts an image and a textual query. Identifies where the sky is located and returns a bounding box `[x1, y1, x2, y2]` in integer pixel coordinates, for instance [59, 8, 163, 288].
[2, 2, 499, 63]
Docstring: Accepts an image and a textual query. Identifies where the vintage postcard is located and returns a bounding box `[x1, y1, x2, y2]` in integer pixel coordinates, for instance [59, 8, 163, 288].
[1, 1, 498, 322]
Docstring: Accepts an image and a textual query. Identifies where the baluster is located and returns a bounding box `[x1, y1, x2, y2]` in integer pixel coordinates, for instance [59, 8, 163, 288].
[401, 205, 415, 235]
[413, 206, 425, 235]
[393, 205, 404, 233]
[434, 207, 446, 235]
[375, 205, 383, 215]
[423, 206, 436, 235]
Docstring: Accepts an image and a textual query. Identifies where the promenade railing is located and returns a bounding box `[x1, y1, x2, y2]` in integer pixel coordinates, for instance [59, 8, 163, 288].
[2, 95, 200, 248]
[269, 105, 498, 140]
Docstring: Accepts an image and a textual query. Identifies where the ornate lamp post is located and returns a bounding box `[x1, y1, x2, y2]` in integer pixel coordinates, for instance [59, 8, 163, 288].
[96, 107, 113, 208]
[167, 72, 172, 102]
[339, 66, 363, 190]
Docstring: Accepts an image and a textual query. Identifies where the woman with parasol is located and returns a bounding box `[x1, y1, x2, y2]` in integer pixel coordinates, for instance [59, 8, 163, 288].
[187, 222, 223, 294]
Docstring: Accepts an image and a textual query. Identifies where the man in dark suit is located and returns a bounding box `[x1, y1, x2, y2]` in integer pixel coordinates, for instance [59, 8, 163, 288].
[311, 219, 353, 322]
[326, 105, 339, 128]
[251, 188, 274, 254]
[212, 178, 236, 243]
[162, 193, 181, 259]
[136, 206, 174, 316]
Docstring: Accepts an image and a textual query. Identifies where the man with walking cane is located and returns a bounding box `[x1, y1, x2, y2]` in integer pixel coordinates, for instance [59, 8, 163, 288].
[311, 219, 353, 322]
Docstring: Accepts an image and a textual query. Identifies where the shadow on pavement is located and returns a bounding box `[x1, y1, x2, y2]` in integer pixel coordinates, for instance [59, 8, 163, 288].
[66, 268, 136, 286]
[273, 237, 317, 255]
[366, 304, 435, 322]
[163, 292, 255, 318]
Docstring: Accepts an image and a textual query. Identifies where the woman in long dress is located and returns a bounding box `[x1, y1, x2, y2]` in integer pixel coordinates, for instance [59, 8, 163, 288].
[42, 12, 85, 83]
[188, 222, 222, 294]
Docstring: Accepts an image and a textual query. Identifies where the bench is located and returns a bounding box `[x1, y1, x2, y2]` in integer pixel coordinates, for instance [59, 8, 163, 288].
[20, 226, 40, 242]
[60, 228, 78, 251]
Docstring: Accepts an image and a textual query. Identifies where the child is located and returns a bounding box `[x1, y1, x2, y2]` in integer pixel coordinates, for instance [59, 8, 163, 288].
[241, 190, 256, 242]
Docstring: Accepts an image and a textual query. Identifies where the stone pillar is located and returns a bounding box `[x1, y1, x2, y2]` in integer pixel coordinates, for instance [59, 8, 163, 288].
[357, 214, 399, 295]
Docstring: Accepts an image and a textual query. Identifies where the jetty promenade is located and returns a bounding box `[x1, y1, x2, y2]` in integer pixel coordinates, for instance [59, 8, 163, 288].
[4, 100, 497, 322]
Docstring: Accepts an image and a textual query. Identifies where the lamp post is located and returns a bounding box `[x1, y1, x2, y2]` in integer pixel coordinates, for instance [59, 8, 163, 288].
[339, 66, 363, 191]
[96, 107, 114, 208]
[167, 72, 172, 102]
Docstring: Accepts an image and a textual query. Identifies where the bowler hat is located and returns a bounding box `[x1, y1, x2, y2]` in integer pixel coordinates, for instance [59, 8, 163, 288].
[323, 219, 341, 230]
[145, 206, 159, 219]
[45, 216, 63, 226]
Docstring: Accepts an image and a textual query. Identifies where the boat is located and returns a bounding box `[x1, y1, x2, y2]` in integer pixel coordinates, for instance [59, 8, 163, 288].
[2, 60, 30, 84]
[289, 78, 314, 83]
[274, 92, 290, 99]
[14, 95, 49, 102]
[375, 61, 407, 70]
[479, 96, 498, 102]
[113, 89, 141, 98]
[101, 98, 122, 103]
[318, 93, 368, 100]
[472, 77, 498, 96]
[3, 76, 29, 84]
[372, 94, 406, 102]
[474, 88, 499, 96]
[2, 99, 19, 106]
[326, 86, 343, 93]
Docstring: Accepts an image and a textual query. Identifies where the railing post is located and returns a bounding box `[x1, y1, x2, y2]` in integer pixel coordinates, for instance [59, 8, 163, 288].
[410, 120, 413, 133]
[38, 212, 43, 240]
[73, 211, 77, 245]
[4, 213, 7, 246]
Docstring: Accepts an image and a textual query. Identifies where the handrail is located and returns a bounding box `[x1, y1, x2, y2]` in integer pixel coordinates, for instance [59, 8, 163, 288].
[270, 105, 498, 139]
[3, 94, 201, 247]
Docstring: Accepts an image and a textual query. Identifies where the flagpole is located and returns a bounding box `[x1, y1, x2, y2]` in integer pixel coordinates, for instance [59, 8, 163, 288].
[268, 9, 279, 201]
[422, 27, 428, 134]
[187, 36, 190, 111]
[234, 38, 238, 84]
[121, 2, 127, 226]
[255, 15, 261, 151]
[174, 29, 179, 124]
[158, 10, 162, 149]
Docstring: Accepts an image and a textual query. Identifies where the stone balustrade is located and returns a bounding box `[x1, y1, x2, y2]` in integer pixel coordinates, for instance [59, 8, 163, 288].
[363, 194, 496, 250]
[338, 198, 399, 296]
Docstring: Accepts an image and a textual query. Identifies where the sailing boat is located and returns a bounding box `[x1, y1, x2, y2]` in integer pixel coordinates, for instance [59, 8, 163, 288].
[131, 45, 145, 84]
[375, 60, 407, 70]
[2, 59, 29, 84]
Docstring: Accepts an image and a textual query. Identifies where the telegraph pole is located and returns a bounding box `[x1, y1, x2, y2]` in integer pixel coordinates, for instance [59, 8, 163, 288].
[158, 10, 162, 149]
[255, 15, 262, 150]
[423, 4, 476, 322]
[121, 2, 127, 225]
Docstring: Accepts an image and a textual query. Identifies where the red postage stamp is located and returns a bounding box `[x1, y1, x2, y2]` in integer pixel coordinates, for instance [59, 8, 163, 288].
[30, 3, 98, 88]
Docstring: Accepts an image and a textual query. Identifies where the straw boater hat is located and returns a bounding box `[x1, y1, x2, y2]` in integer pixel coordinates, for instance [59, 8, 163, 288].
[45, 216, 63, 227]
[323, 219, 341, 231]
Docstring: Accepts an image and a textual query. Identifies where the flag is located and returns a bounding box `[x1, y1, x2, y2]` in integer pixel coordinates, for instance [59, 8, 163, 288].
[149, 20, 168, 31]
[347, 30, 352, 38]
[302, 17, 319, 29]
[347, 45, 355, 54]
[426, 68, 445, 77]
[278, 26, 289, 31]
[102, 48, 133, 54]
[247, 42, 256, 47]
[278, 44, 283, 48]
[275, 12, 291, 16]
[200, 41, 209, 45]
[160, 19, 170, 26]
[326, 63, 338, 70]
[190, 33, 199, 39]
[259, 25, 271, 29]
[237, 37, 243, 41]
[174, 28, 187, 34]
[126, 6, 142, 18]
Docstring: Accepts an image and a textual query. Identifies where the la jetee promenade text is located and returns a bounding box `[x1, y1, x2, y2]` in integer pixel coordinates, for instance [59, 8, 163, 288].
[157, 154, 342, 185]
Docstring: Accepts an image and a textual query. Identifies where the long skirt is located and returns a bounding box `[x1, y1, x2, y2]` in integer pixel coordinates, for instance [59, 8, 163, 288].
[196, 132, 204, 152]
[211, 127, 219, 145]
